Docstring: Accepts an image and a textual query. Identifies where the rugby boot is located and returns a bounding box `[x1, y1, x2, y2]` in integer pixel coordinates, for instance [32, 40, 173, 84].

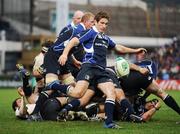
[16, 64, 30, 78]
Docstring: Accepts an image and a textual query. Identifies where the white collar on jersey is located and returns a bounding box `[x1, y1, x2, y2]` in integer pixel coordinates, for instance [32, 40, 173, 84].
[80, 23, 86, 30]
[92, 26, 99, 33]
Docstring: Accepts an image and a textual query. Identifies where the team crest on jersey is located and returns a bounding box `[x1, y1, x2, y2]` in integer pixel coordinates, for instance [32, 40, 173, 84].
[97, 34, 103, 39]
[85, 75, 90, 81]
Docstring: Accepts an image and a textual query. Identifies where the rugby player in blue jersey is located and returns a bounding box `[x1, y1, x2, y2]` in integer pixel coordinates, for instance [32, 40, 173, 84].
[28, 12, 95, 121]
[59, 10, 85, 77]
[59, 11, 147, 128]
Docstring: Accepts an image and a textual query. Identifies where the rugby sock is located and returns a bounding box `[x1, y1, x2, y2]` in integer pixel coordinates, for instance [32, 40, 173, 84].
[119, 99, 134, 119]
[163, 95, 180, 115]
[32, 91, 49, 114]
[105, 99, 115, 125]
[47, 81, 70, 94]
[23, 85, 32, 97]
[64, 99, 80, 111]
[22, 77, 29, 88]
[22, 77, 32, 97]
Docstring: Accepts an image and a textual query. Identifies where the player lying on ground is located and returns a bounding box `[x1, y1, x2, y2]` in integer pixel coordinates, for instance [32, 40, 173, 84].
[12, 66, 87, 121]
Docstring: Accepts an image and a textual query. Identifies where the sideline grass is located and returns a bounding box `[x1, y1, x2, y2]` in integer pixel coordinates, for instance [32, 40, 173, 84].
[0, 89, 180, 134]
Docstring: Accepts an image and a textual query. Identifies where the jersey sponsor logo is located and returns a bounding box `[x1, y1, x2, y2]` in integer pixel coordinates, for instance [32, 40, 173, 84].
[94, 43, 108, 48]
[97, 34, 108, 40]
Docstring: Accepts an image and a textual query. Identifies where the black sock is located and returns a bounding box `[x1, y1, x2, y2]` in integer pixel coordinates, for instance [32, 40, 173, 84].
[47, 81, 70, 94]
[32, 91, 49, 114]
[119, 99, 134, 119]
[22, 77, 32, 96]
[105, 99, 115, 125]
[64, 99, 80, 111]
[163, 95, 180, 115]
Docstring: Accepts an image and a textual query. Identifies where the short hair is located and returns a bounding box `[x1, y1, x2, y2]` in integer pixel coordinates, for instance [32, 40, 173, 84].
[73, 10, 84, 19]
[95, 11, 110, 22]
[81, 12, 94, 22]
[12, 98, 20, 111]
[41, 40, 54, 53]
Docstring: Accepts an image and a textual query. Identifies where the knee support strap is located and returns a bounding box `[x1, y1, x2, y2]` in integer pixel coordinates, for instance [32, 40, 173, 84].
[62, 75, 75, 85]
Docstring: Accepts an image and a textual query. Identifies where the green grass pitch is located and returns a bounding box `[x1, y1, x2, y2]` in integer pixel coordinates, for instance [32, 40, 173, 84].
[0, 89, 180, 134]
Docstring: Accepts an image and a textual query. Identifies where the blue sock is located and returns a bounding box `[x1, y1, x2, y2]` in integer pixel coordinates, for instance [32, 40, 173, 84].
[47, 80, 70, 94]
[105, 99, 115, 125]
[64, 99, 81, 111]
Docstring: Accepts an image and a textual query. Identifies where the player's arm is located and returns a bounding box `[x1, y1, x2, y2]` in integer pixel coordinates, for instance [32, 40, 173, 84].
[129, 63, 149, 75]
[142, 101, 161, 121]
[71, 54, 82, 69]
[115, 44, 147, 54]
[32, 69, 43, 78]
[18, 96, 28, 116]
[59, 37, 80, 65]
[32, 59, 43, 78]
[33, 65, 44, 78]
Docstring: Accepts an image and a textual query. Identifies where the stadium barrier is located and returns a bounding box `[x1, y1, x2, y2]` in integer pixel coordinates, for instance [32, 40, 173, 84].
[156, 80, 180, 91]
[0, 80, 22, 88]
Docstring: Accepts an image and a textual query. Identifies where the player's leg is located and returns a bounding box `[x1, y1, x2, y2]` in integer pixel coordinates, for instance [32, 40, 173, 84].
[58, 89, 94, 120]
[146, 79, 180, 115]
[115, 88, 143, 122]
[98, 82, 121, 129]
[16, 64, 32, 97]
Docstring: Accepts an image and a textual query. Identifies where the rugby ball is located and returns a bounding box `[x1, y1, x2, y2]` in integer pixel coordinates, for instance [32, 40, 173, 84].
[115, 57, 130, 77]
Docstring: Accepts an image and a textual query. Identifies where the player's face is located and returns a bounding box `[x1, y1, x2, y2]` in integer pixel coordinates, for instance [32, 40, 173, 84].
[95, 18, 109, 33]
[16, 98, 22, 108]
[85, 16, 94, 29]
[73, 12, 84, 25]
[73, 17, 82, 25]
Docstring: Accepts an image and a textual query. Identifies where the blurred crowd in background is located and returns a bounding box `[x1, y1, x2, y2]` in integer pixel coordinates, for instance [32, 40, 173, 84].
[149, 38, 180, 80]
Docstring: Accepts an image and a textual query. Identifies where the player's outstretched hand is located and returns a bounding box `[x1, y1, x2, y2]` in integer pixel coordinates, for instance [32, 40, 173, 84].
[58, 54, 67, 66]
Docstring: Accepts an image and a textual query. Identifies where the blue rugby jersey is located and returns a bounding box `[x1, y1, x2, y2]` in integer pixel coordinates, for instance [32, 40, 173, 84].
[135, 60, 158, 79]
[75, 26, 116, 68]
[58, 22, 76, 36]
[52, 23, 86, 54]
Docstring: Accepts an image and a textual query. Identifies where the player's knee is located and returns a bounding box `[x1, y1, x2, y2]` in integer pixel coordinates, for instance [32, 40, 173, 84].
[70, 88, 85, 98]
[115, 89, 125, 101]
[74, 91, 84, 98]
[153, 88, 166, 99]
[106, 89, 116, 99]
